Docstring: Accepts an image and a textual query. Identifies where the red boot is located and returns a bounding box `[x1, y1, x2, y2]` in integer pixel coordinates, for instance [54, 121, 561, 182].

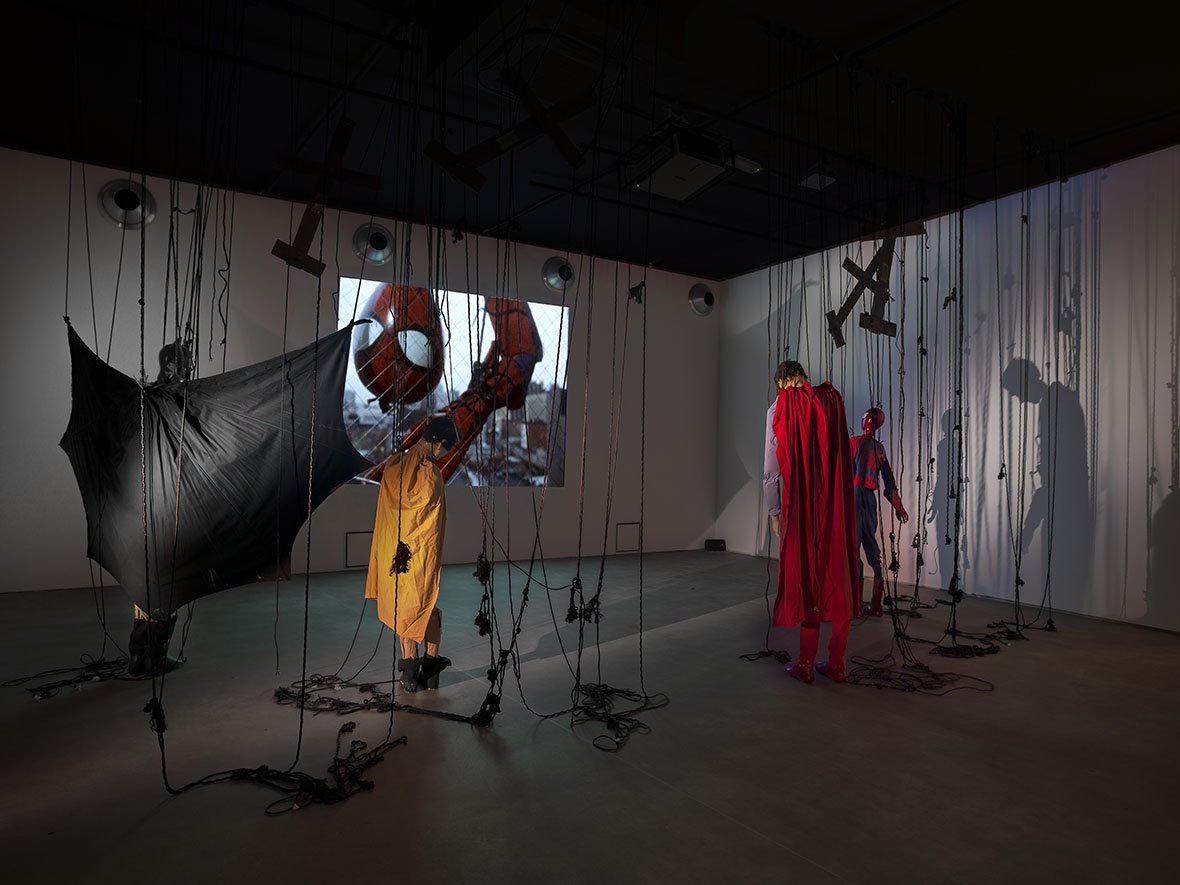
[817, 617, 850, 682]
[816, 662, 846, 682]
[786, 625, 819, 683]
[865, 577, 885, 617]
[786, 662, 814, 683]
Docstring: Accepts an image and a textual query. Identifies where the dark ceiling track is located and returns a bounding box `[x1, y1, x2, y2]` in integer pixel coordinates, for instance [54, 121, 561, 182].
[1067, 107, 1180, 153]
[261, 15, 413, 195]
[525, 179, 819, 253]
[644, 90, 969, 212]
[719, 0, 969, 125]
[30, 0, 501, 133]
[258, 0, 416, 51]
[12, 0, 1176, 280]
[579, 137, 883, 231]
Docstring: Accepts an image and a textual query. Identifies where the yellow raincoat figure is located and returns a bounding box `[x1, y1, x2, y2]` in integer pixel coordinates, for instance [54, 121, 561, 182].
[365, 418, 459, 692]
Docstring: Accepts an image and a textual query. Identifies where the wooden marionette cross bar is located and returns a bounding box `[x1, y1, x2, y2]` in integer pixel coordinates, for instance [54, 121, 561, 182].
[271, 202, 327, 277]
[499, 65, 584, 169]
[424, 87, 596, 192]
[272, 117, 377, 277]
[825, 236, 898, 347]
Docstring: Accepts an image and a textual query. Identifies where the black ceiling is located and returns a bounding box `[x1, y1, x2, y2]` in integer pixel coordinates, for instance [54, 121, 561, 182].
[4, 0, 1180, 280]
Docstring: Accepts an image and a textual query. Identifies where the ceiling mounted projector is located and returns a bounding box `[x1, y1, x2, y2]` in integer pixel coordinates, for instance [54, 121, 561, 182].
[622, 124, 734, 204]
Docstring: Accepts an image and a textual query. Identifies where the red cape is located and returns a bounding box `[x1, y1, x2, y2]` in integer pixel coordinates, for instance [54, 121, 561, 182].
[772, 382, 857, 627]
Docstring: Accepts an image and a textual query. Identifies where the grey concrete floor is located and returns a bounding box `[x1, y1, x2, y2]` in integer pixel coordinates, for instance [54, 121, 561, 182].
[0, 551, 1176, 884]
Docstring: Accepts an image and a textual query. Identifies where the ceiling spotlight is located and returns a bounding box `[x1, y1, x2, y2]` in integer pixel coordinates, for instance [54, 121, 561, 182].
[352, 223, 395, 266]
[542, 255, 575, 291]
[98, 179, 156, 229]
[688, 282, 715, 316]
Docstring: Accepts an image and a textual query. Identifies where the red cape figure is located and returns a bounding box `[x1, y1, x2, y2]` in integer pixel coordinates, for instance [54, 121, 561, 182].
[771, 374, 856, 683]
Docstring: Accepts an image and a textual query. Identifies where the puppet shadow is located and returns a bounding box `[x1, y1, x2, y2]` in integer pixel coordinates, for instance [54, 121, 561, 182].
[1146, 434, 1180, 631]
[714, 279, 818, 521]
[930, 408, 958, 587]
[1000, 358, 1093, 609]
[1147, 488, 1180, 629]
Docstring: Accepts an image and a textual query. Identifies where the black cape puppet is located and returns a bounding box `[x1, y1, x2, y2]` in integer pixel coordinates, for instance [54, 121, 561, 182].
[59, 323, 372, 616]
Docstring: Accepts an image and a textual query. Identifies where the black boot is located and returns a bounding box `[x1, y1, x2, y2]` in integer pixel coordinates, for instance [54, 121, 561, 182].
[128, 614, 183, 678]
[418, 655, 452, 690]
[148, 613, 183, 675]
[127, 619, 150, 677]
[398, 657, 422, 693]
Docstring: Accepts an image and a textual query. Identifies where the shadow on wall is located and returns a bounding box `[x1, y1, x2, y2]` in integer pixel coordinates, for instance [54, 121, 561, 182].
[1147, 430, 1180, 631]
[1000, 358, 1093, 611]
[715, 298, 794, 521]
[930, 408, 962, 588]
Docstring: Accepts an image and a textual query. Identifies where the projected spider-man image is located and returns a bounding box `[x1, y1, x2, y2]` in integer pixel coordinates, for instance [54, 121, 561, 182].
[353, 283, 445, 410]
[341, 280, 569, 486]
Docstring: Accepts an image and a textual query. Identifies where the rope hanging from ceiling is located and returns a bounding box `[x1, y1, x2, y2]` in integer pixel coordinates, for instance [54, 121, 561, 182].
[271, 0, 670, 754]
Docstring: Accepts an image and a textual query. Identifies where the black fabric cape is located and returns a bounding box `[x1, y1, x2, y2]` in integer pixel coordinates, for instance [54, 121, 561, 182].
[59, 324, 372, 614]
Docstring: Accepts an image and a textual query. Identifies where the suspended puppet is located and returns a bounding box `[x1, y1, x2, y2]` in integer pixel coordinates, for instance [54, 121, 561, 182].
[850, 407, 909, 616]
[364, 417, 460, 693]
[60, 323, 372, 625]
[765, 360, 858, 683]
[350, 286, 544, 697]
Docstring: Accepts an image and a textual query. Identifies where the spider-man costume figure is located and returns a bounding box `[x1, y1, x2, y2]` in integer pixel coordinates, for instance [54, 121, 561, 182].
[850, 407, 909, 616]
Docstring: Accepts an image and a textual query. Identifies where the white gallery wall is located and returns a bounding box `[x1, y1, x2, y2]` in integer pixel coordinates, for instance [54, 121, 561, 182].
[0, 147, 720, 594]
[717, 144, 1180, 632]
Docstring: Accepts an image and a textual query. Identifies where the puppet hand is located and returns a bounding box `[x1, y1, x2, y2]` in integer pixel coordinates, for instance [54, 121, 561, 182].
[771, 514, 780, 536]
[888, 492, 909, 523]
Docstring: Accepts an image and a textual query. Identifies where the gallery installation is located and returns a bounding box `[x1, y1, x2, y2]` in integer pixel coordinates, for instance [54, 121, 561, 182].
[1, 1, 1178, 882]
